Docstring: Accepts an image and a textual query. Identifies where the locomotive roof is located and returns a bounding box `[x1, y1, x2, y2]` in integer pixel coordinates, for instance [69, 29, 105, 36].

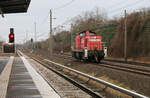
[78, 30, 96, 34]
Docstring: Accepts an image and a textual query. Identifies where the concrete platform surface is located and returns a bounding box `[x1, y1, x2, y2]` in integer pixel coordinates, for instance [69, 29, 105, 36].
[3, 56, 61, 98]
[0, 56, 14, 98]
[0, 57, 9, 74]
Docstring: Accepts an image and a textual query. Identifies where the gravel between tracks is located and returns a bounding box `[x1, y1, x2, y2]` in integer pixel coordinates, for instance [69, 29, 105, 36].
[24, 51, 150, 97]
[50, 54, 150, 97]
[26, 57, 92, 98]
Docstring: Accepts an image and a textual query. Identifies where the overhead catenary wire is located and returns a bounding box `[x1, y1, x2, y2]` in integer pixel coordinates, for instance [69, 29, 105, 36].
[55, 0, 147, 30]
[38, 33, 49, 40]
[108, 0, 145, 15]
[37, 32, 49, 39]
[56, 0, 148, 33]
[35, 0, 149, 41]
[110, 5, 148, 18]
[107, 0, 130, 9]
[52, 0, 75, 11]
[36, 12, 50, 40]
[36, 0, 128, 39]
[39, 13, 50, 27]
[36, 0, 76, 40]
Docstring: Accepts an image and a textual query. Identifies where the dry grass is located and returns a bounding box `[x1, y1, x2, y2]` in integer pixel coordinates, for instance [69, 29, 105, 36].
[98, 76, 131, 90]
[106, 56, 150, 64]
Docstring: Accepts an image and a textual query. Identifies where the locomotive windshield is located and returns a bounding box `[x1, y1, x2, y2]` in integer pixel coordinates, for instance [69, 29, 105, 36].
[89, 31, 96, 36]
[80, 32, 85, 38]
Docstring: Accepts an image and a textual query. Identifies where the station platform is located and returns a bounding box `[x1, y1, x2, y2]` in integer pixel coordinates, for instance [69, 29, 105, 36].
[0, 56, 61, 98]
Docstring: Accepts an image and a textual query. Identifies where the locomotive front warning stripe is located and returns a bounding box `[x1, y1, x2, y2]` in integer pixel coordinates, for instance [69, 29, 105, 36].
[89, 39, 101, 42]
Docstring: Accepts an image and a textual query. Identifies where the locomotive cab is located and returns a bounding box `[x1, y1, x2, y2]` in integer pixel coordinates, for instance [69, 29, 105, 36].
[72, 30, 105, 63]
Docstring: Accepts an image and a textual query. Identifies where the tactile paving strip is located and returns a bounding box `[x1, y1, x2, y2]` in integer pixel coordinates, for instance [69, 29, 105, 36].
[6, 57, 42, 98]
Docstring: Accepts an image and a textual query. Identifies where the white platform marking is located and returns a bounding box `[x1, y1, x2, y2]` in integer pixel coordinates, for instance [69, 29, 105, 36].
[0, 56, 14, 98]
[21, 56, 61, 98]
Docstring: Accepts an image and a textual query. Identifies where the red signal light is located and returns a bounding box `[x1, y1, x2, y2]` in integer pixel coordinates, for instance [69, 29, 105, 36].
[9, 28, 15, 43]
[9, 33, 14, 43]
[10, 34, 14, 39]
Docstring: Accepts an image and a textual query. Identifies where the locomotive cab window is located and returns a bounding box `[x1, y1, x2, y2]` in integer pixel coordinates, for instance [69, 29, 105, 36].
[80, 33, 85, 38]
[89, 31, 96, 36]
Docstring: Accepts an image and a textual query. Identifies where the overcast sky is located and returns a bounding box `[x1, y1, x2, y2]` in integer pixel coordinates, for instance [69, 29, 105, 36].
[0, 0, 149, 43]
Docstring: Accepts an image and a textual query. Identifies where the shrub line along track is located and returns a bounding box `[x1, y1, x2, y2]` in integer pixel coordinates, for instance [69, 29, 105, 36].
[54, 54, 150, 77]
[18, 51, 103, 98]
[18, 51, 148, 98]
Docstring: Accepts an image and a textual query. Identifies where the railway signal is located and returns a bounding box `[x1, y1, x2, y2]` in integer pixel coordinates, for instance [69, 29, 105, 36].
[9, 28, 15, 43]
[31, 38, 33, 43]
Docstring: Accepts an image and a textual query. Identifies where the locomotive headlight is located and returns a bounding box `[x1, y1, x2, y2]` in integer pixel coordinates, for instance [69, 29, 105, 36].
[84, 47, 88, 58]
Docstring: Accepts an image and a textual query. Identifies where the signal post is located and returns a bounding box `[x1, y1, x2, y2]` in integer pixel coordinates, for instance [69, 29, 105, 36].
[3, 28, 15, 53]
[9, 28, 15, 43]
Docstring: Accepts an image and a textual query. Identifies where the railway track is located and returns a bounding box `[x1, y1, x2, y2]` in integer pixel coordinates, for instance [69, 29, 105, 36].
[55, 53, 150, 66]
[54, 53, 150, 77]
[18, 51, 104, 98]
[104, 59, 150, 67]
[19, 51, 148, 98]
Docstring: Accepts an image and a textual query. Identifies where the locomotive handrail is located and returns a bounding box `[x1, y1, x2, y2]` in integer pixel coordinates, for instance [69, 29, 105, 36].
[45, 59, 148, 98]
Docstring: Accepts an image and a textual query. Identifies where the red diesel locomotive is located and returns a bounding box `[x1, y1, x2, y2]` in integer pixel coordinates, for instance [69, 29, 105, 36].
[72, 30, 105, 62]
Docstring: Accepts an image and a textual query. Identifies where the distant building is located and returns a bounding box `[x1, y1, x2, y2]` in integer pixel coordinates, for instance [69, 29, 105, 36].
[0, 41, 4, 53]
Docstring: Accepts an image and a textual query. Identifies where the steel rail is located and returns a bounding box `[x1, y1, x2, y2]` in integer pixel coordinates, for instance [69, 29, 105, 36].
[18, 51, 148, 98]
[56, 53, 150, 67]
[54, 53, 150, 77]
[18, 51, 103, 98]
[44, 59, 148, 98]
[102, 61, 150, 73]
[99, 63, 150, 77]
[103, 59, 150, 67]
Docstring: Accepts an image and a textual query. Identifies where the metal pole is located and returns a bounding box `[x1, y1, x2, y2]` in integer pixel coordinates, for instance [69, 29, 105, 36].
[26, 32, 28, 49]
[70, 24, 72, 50]
[124, 10, 127, 62]
[26, 32, 28, 43]
[34, 22, 37, 49]
[70, 32, 72, 50]
[49, 9, 53, 57]
[31, 38, 33, 52]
